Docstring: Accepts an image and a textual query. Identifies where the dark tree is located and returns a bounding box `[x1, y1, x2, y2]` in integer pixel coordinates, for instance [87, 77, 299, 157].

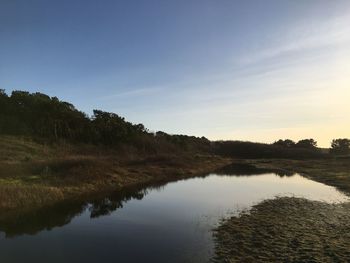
[273, 139, 296, 147]
[330, 138, 350, 155]
[295, 139, 317, 149]
[91, 110, 134, 145]
[0, 89, 214, 154]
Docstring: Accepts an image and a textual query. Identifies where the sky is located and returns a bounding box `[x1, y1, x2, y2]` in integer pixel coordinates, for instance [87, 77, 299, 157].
[0, 0, 349, 147]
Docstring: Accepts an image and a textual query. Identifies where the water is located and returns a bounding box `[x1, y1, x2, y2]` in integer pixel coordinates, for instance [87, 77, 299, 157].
[0, 170, 348, 262]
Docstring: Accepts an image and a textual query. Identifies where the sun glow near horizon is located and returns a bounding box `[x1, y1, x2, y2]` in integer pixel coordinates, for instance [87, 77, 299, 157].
[1, 1, 349, 146]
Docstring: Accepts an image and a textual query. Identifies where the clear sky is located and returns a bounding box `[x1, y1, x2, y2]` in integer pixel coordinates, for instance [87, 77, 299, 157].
[1, 0, 349, 147]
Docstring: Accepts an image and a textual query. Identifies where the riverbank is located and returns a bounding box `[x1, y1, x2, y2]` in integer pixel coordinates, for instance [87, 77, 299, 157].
[4, 135, 350, 262]
[213, 197, 350, 262]
[0, 136, 231, 214]
[247, 158, 350, 194]
[213, 159, 350, 262]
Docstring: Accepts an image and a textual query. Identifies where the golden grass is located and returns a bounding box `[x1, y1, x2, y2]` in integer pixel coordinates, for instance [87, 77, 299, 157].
[0, 135, 232, 212]
[0, 184, 65, 210]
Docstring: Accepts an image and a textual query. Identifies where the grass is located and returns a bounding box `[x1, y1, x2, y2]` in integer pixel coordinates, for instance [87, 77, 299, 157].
[0, 135, 231, 213]
[213, 159, 350, 262]
[3, 135, 350, 261]
[213, 197, 350, 263]
[246, 158, 350, 194]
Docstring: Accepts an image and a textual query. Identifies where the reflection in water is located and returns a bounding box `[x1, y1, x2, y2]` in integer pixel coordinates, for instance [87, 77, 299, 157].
[0, 201, 87, 238]
[215, 163, 294, 177]
[89, 189, 147, 218]
[0, 183, 165, 238]
[0, 164, 348, 263]
[0, 164, 278, 238]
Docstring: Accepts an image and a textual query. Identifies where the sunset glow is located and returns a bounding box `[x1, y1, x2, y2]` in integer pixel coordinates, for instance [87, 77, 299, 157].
[1, 1, 349, 146]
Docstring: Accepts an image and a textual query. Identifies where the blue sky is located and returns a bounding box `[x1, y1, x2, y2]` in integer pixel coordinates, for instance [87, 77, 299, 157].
[1, 0, 349, 146]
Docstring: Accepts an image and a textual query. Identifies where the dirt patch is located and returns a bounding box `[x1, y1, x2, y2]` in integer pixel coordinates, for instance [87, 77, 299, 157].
[213, 197, 350, 263]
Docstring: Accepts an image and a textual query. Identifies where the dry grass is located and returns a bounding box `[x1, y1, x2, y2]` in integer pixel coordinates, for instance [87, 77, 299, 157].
[0, 184, 65, 210]
[0, 136, 53, 163]
[0, 135, 232, 212]
[213, 197, 350, 263]
[247, 159, 350, 195]
[213, 159, 350, 262]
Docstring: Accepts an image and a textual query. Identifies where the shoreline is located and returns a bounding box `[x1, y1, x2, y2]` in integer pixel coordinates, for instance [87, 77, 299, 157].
[0, 135, 232, 216]
[246, 158, 350, 195]
[213, 197, 350, 262]
[2, 136, 350, 262]
[212, 159, 350, 262]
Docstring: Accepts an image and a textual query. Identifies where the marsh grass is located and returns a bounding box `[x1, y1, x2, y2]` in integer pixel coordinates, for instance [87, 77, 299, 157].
[0, 135, 231, 212]
[213, 197, 350, 262]
[213, 159, 350, 262]
[248, 159, 350, 195]
[0, 184, 65, 210]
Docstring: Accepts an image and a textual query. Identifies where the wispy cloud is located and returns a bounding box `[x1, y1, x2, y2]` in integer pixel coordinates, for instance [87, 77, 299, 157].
[99, 86, 163, 100]
[239, 15, 350, 65]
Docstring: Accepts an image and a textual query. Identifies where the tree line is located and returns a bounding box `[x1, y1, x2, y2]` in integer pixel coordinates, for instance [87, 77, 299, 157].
[0, 90, 210, 153]
[0, 89, 348, 157]
[273, 138, 350, 155]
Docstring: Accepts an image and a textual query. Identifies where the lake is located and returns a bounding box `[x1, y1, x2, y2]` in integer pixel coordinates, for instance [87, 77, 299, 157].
[0, 170, 348, 262]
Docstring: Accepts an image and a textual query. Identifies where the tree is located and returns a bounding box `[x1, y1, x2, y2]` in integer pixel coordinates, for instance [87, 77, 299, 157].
[0, 89, 217, 153]
[273, 139, 296, 147]
[295, 139, 317, 149]
[91, 110, 136, 145]
[330, 138, 350, 155]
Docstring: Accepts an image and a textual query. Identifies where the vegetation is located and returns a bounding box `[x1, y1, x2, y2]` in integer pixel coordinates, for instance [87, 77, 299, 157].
[0, 181, 170, 237]
[213, 158, 350, 262]
[273, 138, 318, 149]
[0, 135, 230, 212]
[213, 197, 350, 263]
[213, 140, 324, 159]
[0, 89, 210, 154]
[0, 89, 349, 224]
[330, 138, 350, 155]
[1, 90, 347, 160]
[247, 159, 350, 194]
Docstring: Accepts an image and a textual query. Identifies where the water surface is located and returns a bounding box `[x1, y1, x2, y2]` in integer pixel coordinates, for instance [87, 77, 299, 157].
[0, 171, 348, 262]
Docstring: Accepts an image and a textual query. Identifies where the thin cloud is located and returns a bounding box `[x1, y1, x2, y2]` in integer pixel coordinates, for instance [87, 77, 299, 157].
[99, 86, 163, 100]
[239, 16, 350, 65]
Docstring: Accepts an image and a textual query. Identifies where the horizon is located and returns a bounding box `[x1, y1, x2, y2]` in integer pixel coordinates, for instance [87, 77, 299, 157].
[1, 0, 349, 147]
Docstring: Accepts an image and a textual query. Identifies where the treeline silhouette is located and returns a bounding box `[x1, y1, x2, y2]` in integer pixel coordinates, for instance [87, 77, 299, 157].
[213, 140, 324, 159]
[213, 138, 349, 159]
[1, 90, 348, 158]
[0, 90, 210, 154]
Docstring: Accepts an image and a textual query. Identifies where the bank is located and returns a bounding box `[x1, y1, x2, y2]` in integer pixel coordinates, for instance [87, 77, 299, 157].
[0, 135, 231, 216]
[213, 159, 350, 262]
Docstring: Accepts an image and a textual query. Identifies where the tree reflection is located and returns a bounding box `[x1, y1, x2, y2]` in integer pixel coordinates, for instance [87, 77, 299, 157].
[0, 182, 165, 238]
[0, 163, 291, 238]
[215, 163, 294, 177]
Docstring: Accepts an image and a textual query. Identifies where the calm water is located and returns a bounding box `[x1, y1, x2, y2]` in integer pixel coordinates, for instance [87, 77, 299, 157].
[0, 171, 348, 263]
